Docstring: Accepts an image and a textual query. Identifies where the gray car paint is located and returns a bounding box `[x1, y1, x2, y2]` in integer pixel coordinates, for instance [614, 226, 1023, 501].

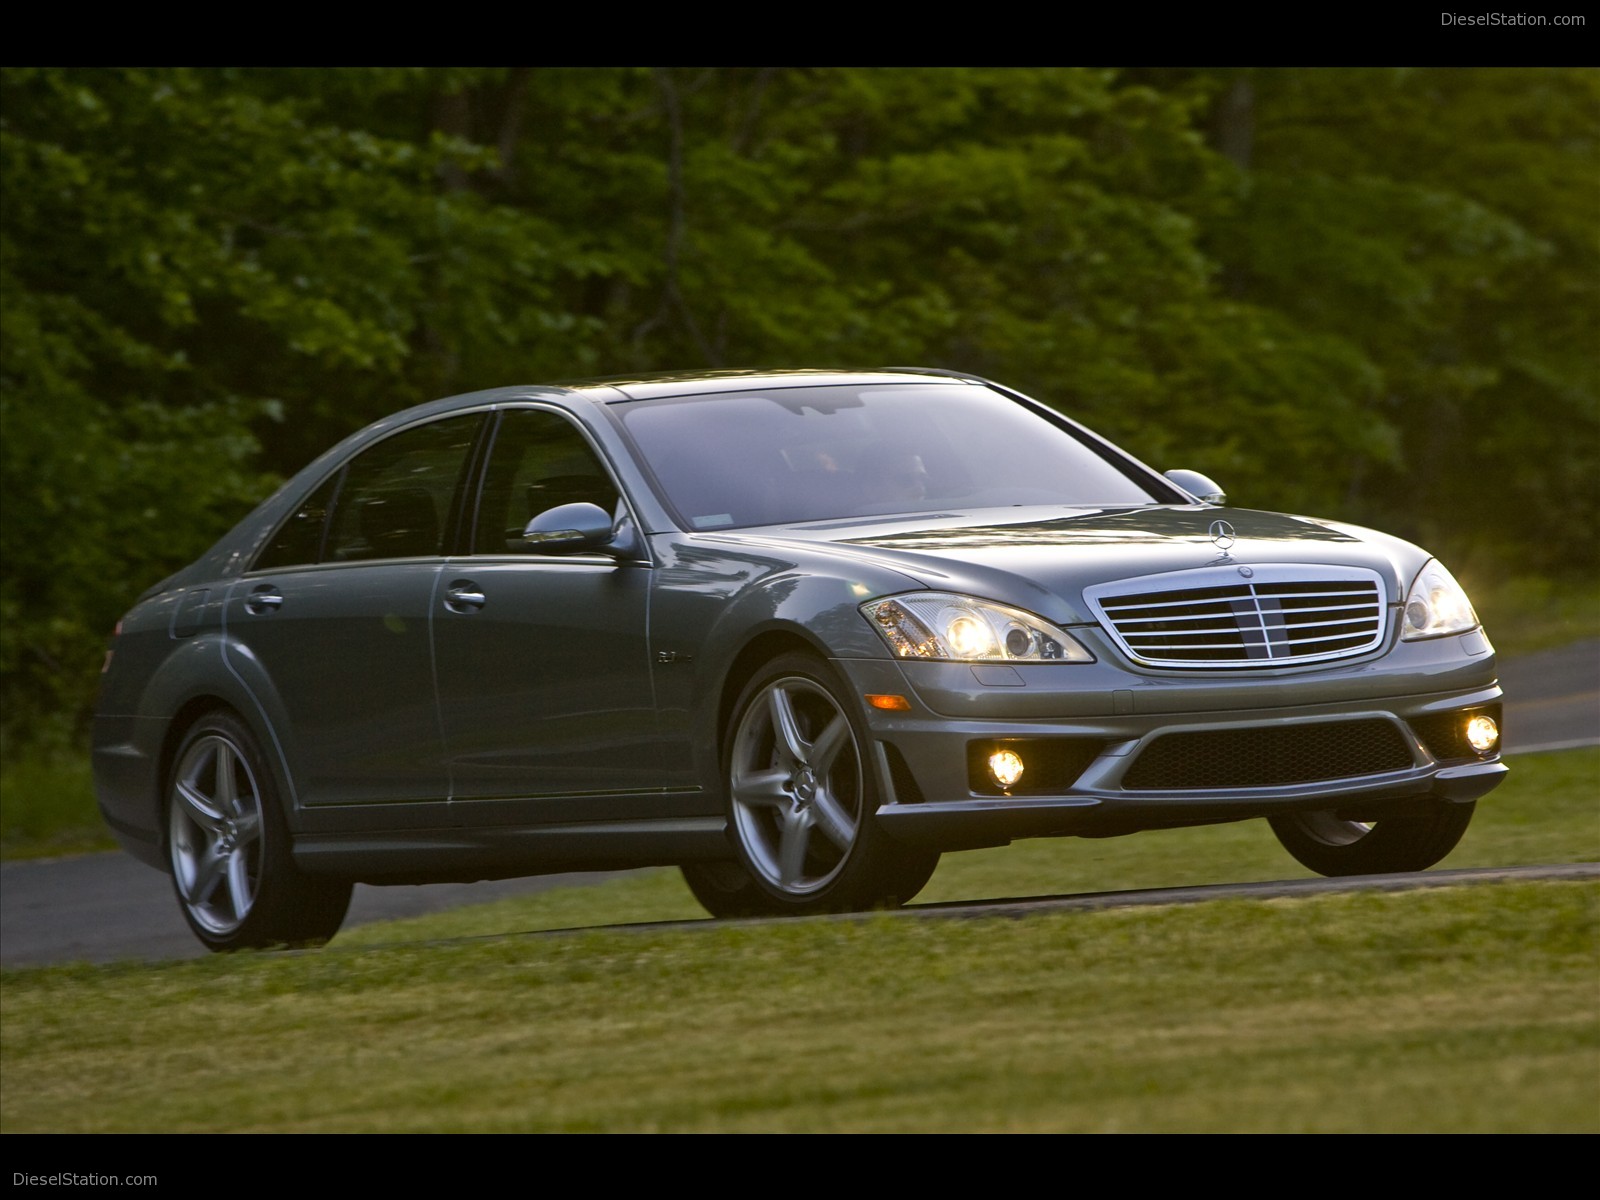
[93, 370, 1504, 884]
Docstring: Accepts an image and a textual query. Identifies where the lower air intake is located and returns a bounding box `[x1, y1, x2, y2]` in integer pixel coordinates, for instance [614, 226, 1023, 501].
[1122, 719, 1415, 790]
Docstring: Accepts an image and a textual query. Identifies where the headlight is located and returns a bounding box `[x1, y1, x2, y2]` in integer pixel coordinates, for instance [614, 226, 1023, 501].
[861, 592, 1093, 663]
[1401, 560, 1480, 640]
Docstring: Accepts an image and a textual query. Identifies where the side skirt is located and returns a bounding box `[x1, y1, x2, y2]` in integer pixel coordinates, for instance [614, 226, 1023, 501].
[292, 816, 729, 884]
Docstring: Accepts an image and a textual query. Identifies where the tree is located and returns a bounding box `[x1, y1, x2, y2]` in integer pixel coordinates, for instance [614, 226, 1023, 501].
[4, 66, 1594, 749]
[0, 67, 570, 743]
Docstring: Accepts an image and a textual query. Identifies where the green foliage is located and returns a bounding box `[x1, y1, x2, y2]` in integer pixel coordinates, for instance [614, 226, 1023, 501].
[3, 881, 1595, 1131]
[0, 67, 570, 743]
[0, 751, 102, 858]
[2, 66, 1595, 749]
[1199, 67, 1600, 563]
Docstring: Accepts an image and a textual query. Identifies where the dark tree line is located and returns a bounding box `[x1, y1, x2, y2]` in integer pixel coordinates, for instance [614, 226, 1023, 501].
[3, 67, 1595, 747]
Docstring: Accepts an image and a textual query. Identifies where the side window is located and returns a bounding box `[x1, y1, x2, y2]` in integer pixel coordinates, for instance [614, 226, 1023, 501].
[473, 409, 621, 555]
[255, 474, 341, 571]
[324, 415, 481, 563]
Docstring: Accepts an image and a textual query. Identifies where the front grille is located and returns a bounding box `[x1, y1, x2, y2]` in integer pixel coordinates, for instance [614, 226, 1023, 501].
[1087, 566, 1386, 669]
[1122, 719, 1415, 790]
[1410, 704, 1501, 761]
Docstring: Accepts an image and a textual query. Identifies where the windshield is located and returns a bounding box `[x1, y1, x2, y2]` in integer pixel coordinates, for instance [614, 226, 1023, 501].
[615, 383, 1165, 530]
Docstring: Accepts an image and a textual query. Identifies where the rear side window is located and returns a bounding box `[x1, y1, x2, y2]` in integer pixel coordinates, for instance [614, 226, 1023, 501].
[257, 417, 482, 569]
[255, 474, 342, 571]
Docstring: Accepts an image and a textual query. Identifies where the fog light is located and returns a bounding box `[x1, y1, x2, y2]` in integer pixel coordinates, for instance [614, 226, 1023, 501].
[1466, 714, 1499, 754]
[988, 749, 1025, 789]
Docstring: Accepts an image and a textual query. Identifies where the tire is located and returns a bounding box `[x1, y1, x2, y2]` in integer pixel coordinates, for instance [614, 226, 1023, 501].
[679, 860, 776, 919]
[683, 850, 940, 919]
[1268, 800, 1476, 877]
[700, 652, 939, 917]
[166, 711, 352, 951]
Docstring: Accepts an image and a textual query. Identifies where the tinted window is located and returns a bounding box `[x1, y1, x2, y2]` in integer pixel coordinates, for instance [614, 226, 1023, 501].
[473, 409, 620, 554]
[324, 416, 480, 562]
[618, 384, 1162, 529]
[255, 474, 341, 570]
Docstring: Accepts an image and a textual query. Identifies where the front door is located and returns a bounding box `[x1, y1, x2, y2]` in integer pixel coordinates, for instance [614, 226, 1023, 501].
[432, 407, 665, 824]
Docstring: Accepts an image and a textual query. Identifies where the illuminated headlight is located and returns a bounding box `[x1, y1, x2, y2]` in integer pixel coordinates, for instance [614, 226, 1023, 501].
[1466, 715, 1499, 755]
[1401, 560, 1480, 640]
[861, 592, 1093, 663]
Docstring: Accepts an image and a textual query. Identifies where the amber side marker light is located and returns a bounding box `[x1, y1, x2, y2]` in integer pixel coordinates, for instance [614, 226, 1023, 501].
[866, 694, 911, 712]
[1466, 714, 1500, 755]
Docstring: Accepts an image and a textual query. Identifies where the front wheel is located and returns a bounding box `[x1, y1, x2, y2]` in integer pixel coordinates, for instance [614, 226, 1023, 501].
[167, 711, 352, 951]
[1268, 800, 1475, 877]
[695, 652, 938, 917]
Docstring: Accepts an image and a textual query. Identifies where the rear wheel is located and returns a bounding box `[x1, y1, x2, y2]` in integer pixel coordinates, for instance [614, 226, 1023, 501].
[1268, 800, 1475, 877]
[691, 652, 937, 918]
[167, 712, 351, 951]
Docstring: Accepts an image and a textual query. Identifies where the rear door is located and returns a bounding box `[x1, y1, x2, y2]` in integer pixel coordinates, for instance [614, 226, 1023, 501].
[225, 413, 483, 824]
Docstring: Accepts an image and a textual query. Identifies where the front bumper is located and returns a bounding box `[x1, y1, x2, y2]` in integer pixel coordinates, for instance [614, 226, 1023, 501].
[834, 628, 1506, 851]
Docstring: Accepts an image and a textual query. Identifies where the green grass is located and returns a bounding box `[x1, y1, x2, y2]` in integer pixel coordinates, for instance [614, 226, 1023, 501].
[2, 882, 1594, 1132]
[1462, 570, 1600, 656]
[0, 753, 109, 859]
[1, 748, 1596, 1133]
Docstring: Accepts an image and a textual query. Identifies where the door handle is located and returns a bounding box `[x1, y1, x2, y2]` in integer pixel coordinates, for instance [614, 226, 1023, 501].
[245, 586, 283, 615]
[444, 582, 486, 612]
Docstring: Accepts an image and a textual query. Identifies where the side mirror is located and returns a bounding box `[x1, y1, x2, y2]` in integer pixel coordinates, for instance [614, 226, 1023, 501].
[1164, 469, 1227, 506]
[523, 502, 618, 553]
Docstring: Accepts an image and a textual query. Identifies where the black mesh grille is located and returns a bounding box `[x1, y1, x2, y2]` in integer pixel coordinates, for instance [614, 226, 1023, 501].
[1410, 704, 1501, 761]
[1122, 719, 1415, 790]
[967, 739, 1104, 796]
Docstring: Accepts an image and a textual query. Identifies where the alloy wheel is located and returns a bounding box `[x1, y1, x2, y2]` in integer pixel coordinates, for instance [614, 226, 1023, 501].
[728, 675, 863, 896]
[168, 734, 264, 936]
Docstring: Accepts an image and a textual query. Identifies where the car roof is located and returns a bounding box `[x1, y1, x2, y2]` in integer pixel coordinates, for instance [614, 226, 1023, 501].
[555, 367, 987, 403]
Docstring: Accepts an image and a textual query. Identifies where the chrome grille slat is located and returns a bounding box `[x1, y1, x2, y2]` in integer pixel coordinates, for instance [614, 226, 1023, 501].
[1280, 630, 1383, 646]
[1099, 587, 1376, 612]
[1111, 601, 1377, 624]
[1126, 630, 1260, 640]
[1086, 565, 1388, 670]
[1117, 614, 1379, 638]
[1100, 595, 1248, 613]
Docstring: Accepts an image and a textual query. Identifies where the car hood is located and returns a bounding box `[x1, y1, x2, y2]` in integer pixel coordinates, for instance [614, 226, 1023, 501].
[725, 506, 1424, 626]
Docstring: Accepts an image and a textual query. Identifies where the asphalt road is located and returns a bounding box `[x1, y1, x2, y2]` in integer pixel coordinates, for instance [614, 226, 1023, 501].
[4, 638, 1594, 968]
[1498, 637, 1600, 751]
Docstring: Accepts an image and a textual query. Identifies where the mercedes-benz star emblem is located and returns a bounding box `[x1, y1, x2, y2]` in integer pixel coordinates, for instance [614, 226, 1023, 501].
[1209, 519, 1236, 551]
